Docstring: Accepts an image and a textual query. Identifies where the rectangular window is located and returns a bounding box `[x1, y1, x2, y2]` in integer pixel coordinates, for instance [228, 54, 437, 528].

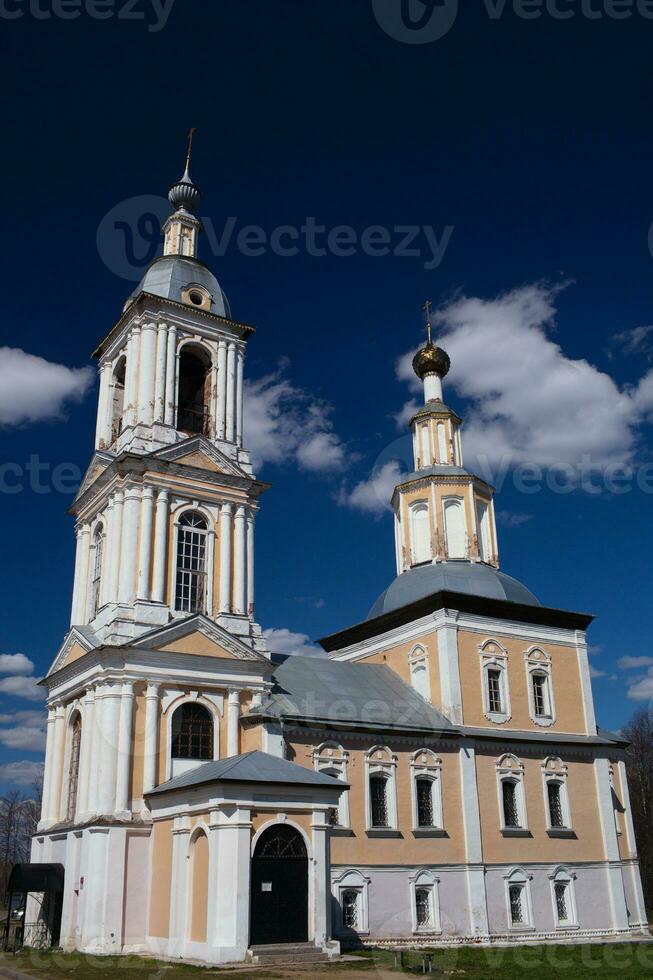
[509, 885, 525, 925]
[547, 782, 565, 828]
[175, 526, 207, 613]
[502, 780, 520, 828]
[487, 669, 503, 714]
[415, 887, 433, 928]
[370, 774, 389, 828]
[342, 889, 360, 929]
[416, 777, 435, 827]
[555, 882, 569, 922]
[532, 673, 551, 718]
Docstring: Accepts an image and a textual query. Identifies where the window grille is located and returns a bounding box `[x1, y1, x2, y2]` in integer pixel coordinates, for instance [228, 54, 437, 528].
[487, 668, 503, 713]
[509, 884, 524, 925]
[555, 882, 569, 921]
[416, 777, 435, 827]
[415, 887, 433, 927]
[175, 512, 208, 613]
[342, 890, 359, 929]
[548, 782, 565, 827]
[502, 780, 520, 827]
[532, 673, 550, 717]
[66, 715, 82, 822]
[171, 703, 213, 760]
[370, 773, 389, 828]
[255, 825, 307, 859]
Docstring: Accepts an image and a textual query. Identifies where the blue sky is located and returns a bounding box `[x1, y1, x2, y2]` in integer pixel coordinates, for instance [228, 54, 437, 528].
[1, 1, 653, 790]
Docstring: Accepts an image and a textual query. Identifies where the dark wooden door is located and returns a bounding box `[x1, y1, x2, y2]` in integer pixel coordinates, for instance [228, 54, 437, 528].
[250, 825, 308, 946]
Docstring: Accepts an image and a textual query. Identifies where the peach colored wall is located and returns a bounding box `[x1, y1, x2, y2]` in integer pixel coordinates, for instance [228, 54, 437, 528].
[190, 831, 209, 942]
[149, 819, 173, 938]
[457, 630, 586, 734]
[347, 632, 441, 708]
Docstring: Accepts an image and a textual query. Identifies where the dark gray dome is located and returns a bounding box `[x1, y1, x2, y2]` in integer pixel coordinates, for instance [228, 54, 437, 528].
[129, 255, 231, 318]
[368, 561, 539, 620]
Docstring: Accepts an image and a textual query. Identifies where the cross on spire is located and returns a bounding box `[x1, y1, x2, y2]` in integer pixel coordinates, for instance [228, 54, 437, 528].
[185, 127, 196, 176]
[423, 300, 433, 345]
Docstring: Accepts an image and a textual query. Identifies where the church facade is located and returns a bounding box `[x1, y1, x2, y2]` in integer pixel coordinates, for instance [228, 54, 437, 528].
[28, 155, 647, 964]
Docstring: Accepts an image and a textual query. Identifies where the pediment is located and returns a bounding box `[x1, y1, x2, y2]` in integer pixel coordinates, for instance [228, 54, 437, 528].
[150, 437, 247, 479]
[128, 615, 270, 664]
[48, 627, 99, 676]
[74, 452, 114, 503]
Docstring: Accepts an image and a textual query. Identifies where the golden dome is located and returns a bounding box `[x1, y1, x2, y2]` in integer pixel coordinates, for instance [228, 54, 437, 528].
[412, 342, 451, 380]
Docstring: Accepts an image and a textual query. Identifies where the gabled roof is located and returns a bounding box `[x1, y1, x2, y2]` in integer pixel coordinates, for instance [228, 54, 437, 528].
[128, 614, 272, 665]
[47, 625, 100, 677]
[149, 436, 248, 479]
[249, 654, 456, 734]
[147, 749, 345, 796]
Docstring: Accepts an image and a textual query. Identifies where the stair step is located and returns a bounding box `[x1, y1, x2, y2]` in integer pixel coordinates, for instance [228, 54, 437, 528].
[253, 954, 331, 966]
[248, 943, 332, 965]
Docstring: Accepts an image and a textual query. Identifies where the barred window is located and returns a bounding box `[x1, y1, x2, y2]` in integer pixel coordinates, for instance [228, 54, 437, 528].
[370, 773, 389, 828]
[509, 884, 524, 925]
[555, 882, 569, 922]
[416, 777, 435, 827]
[66, 714, 82, 822]
[175, 512, 208, 614]
[532, 672, 551, 718]
[89, 526, 105, 619]
[548, 782, 565, 828]
[342, 889, 360, 929]
[415, 887, 433, 927]
[171, 703, 213, 761]
[487, 668, 503, 713]
[502, 780, 520, 828]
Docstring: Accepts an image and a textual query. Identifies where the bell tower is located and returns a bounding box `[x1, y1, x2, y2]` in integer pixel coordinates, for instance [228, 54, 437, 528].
[68, 144, 269, 651]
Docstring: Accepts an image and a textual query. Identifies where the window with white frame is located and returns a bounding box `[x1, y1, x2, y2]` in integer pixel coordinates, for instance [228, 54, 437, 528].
[524, 647, 556, 726]
[314, 742, 350, 829]
[409, 645, 431, 702]
[504, 868, 533, 929]
[175, 511, 208, 613]
[365, 746, 398, 831]
[496, 754, 528, 832]
[171, 702, 213, 763]
[410, 749, 443, 831]
[410, 870, 440, 933]
[549, 867, 578, 928]
[480, 639, 511, 724]
[443, 497, 466, 560]
[476, 498, 492, 562]
[89, 523, 105, 619]
[66, 711, 82, 822]
[409, 501, 431, 566]
[541, 757, 572, 832]
[334, 870, 370, 934]
[437, 421, 448, 464]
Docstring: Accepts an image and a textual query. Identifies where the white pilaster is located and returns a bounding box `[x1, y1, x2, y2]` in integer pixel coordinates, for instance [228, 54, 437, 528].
[123, 326, 141, 429]
[152, 489, 169, 604]
[70, 525, 91, 626]
[236, 346, 244, 446]
[87, 684, 102, 816]
[246, 508, 255, 616]
[459, 744, 489, 937]
[39, 707, 57, 828]
[435, 616, 463, 724]
[143, 682, 160, 795]
[118, 485, 141, 604]
[106, 490, 124, 605]
[225, 342, 236, 443]
[99, 499, 114, 607]
[216, 339, 227, 440]
[115, 681, 135, 818]
[137, 321, 157, 425]
[233, 505, 247, 615]
[169, 817, 191, 951]
[212, 808, 252, 958]
[227, 689, 240, 757]
[97, 682, 122, 816]
[77, 688, 95, 820]
[95, 362, 112, 449]
[575, 630, 597, 735]
[594, 756, 630, 930]
[164, 324, 177, 426]
[137, 486, 155, 600]
[311, 812, 330, 947]
[154, 323, 168, 423]
[48, 703, 66, 823]
[219, 503, 233, 613]
[617, 758, 648, 928]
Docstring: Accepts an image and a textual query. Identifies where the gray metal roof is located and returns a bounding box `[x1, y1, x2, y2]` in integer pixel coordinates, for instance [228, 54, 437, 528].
[129, 255, 231, 317]
[460, 725, 627, 747]
[147, 750, 344, 796]
[368, 562, 540, 620]
[252, 655, 456, 733]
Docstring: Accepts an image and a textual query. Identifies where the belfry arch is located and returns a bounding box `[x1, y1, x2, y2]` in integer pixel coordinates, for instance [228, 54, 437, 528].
[177, 344, 212, 436]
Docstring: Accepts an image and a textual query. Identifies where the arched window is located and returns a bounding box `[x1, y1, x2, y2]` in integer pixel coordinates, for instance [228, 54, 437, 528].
[524, 647, 556, 726]
[365, 746, 398, 831]
[177, 346, 211, 436]
[369, 774, 389, 828]
[314, 743, 350, 828]
[549, 866, 578, 928]
[541, 757, 572, 832]
[480, 639, 511, 724]
[437, 422, 448, 464]
[476, 499, 492, 562]
[504, 867, 533, 929]
[171, 703, 214, 762]
[66, 713, 82, 822]
[409, 645, 431, 702]
[410, 501, 431, 566]
[110, 356, 126, 444]
[89, 524, 105, 619]
[443, 497, 466, 559]
[411, 750, 443, 831]
[175, 512, 208, 614]
[496, 754, 528, 833]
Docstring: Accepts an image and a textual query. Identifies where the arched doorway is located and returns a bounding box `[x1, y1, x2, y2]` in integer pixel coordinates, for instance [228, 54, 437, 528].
[177, 345, 211, 436]
[250, 824, 308, 946]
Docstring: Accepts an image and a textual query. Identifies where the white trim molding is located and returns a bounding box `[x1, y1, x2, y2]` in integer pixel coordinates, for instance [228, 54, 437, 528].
[479, 638, 511, 724]
[409, 868, 441, 935]
[548, 865, 579, 929]
[524, 646, 556, 727]
[313, 741, 350, 829]
[410, 749, 443, 833]
[333, 869, 371, 936]
[496, 754, 529, 836]
[365, 746, 398, 833]
[541, 756, 573, 835]
[408, 644, 432, 703]
[503, 866, 535, 932]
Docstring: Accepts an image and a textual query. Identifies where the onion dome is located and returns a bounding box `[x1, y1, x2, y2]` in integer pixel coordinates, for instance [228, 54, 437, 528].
[168, 166, 201, 213]
[412, 341, 450, 381]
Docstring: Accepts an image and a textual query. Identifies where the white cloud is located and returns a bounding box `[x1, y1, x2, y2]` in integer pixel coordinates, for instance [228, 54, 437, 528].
[611, 324, 653, 360]
[0, 725, 45, 752]
[626, 670, 653, 701]
[618, 656, 653, 670]
[395, 284, 653, 473]
[338, 460, 403, 517]
[0, 675, 44, 701]
[0, 760, 44, 787]
[496, 511, 534, 528]
[0, 653, 35, 675]
[263, 627, 324, 659]
[0, 348, 93, 427]
[589, 665, 606, 679]
[243, 365, 347, 474]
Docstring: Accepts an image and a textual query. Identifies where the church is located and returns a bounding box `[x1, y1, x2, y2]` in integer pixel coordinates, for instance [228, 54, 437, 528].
[26, 148, 648, 965]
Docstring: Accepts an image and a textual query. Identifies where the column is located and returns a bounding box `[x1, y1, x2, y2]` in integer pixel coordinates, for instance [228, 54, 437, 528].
[311, 811, 330, 947]
[115, 682, 135, 818]
[70, 525, 91, 626]
[137, 322, 157, 426]
[39, 708, 57, 827]
[106, 490, 124, 604]
[143, 682, 160, 794]
[48, 703, 66, 823]
[225, 342, 236, 443]
[95, 362, 112, 449]
[216, 339, 227, 440]
[227, 690, 240, 757]
[137, 486, 155, 600]
[154, 323, 168, 423]
[99, 499, 114, 607]
[168, 816, 191, 952]
[212, 809, 252, 958]
[87, 684, 102, 816]
[246, 508, 255, 616]
[233, 505, 247, 615]
[123, 326, 141, 429]
[459, 744, 489, 937]
[236, 346, 244, 446]
[97, 683, 122, 816]
[77, 688, 95, 819]
[118, 485, 141, 604]
[594, 757, 630, 930]
[219, 503, 233, 613]
[152, 489, 169, 604]
[164, 324, 177, 426]
[210, 360, 219, 440]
